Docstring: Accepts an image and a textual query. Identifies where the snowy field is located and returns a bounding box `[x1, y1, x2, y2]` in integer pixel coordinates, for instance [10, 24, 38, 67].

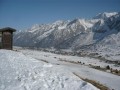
[19, 49, 120, 90]
[0, 50, 99, 90]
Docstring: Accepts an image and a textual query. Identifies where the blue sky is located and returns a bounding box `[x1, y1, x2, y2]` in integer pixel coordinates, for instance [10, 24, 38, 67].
[0, 0, 120, 30]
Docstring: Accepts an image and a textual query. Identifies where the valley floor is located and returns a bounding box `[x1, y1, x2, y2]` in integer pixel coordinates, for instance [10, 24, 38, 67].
[19, 49, 120, 90]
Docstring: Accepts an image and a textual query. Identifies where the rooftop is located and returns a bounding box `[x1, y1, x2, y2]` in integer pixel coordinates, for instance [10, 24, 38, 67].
[0, 27, 16, 32]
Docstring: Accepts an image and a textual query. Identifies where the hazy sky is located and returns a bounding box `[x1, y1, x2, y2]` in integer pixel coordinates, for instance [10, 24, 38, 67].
[0, 0, 120, 30]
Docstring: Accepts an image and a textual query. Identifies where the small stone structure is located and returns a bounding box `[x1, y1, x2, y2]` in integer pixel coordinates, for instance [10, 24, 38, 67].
[0, 27, 16, 50]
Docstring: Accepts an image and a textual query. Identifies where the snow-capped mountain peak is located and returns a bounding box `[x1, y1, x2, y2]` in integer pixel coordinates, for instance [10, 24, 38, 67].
[93, 12, 118, 20]
[14, 12, 120, 53]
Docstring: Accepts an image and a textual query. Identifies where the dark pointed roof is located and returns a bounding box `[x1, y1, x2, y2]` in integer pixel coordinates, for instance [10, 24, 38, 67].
[0, 27, 16, 32]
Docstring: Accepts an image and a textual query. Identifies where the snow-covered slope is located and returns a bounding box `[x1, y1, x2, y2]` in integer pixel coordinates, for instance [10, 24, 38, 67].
[19, 49, 120, 90]
[14, 19, 95, 48]
[0, 50, 99, 90]
[13, 12, 120, 59]
[83, 12, 120, 61]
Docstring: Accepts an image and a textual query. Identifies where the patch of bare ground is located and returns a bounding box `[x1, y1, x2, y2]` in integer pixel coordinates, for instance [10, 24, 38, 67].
[40, 59, 49, 63]
[73, 72, 110, 90]
[59, 58, 120, 76]
[34, 58, 49, 63]
[59, 58, 84, 65]
[89, 65, 120, 76]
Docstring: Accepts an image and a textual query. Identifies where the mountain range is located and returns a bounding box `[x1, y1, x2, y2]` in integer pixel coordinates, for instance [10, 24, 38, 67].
[13, 12, 120, 58]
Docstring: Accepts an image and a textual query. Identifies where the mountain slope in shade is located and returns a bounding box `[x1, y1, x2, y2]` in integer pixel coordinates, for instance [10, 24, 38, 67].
[13, 12, 120, 55]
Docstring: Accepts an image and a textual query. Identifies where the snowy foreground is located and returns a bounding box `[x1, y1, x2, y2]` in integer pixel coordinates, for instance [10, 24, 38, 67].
[20, 49, 120, 90]
[0, 50, 99, 90]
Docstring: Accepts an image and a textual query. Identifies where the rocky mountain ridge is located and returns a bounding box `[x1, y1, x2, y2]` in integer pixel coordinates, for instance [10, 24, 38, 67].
[14, 12, 120, 53]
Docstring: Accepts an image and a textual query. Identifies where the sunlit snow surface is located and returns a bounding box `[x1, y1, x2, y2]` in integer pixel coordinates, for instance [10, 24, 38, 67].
[0, 50, 99, 90]
[20, 49, 120, 90]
